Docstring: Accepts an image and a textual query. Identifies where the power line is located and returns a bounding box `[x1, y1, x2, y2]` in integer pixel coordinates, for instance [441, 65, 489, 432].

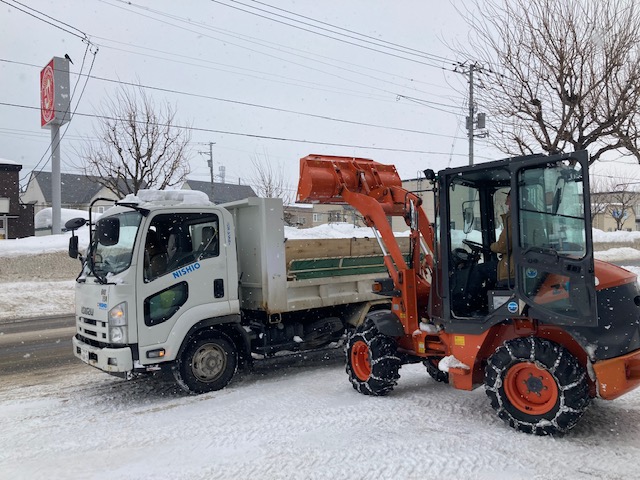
[1, 0, 88, 41]
[209, 0, 447, 69]
[245, 0, 453, 63]
[214, 0, 452, 65]
[0, 101, 470, 157]
[0, 58, 461, 138]
[103, 0, 453, 94]
[97, 1, 458, 106]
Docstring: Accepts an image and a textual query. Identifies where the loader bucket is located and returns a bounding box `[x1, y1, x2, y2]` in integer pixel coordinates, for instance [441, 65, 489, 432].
[297, 154, 402, 204]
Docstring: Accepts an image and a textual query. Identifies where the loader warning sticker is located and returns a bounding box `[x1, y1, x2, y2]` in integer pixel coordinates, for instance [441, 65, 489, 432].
[454, 335, 465, 346]
[507, 301, 519, 314]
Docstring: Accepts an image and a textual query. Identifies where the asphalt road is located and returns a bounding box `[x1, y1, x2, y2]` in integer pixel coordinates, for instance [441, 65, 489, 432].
[0, 315, 77, 376]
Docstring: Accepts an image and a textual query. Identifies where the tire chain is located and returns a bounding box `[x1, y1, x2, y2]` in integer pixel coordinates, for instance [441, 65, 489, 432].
[485, 337, 591, 435]
[346, 319, 402, 396]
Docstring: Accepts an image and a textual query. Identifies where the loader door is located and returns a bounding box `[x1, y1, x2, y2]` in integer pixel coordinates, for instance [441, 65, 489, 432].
[512, 151, 598, 327]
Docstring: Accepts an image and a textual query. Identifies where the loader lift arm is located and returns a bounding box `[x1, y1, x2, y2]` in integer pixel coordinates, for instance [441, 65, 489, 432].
[297, 154, 435, 333]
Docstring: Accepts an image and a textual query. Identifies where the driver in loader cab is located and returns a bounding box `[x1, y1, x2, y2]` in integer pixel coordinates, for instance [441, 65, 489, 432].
[492, 190, 515, 285]
[467, 190, 514, 311]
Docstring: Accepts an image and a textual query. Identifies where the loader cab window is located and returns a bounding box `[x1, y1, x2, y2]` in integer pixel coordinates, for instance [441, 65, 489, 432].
[449, 183, 481, 250]
[447, 177, 511, 318]
[517, 162, 588, 308]
[447, 182, 486, 317]
[518, 162, 586, 256]
[144, 212, 220, 282]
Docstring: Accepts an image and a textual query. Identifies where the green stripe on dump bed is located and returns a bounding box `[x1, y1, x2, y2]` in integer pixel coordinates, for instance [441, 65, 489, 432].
[289, 255, 389, 280]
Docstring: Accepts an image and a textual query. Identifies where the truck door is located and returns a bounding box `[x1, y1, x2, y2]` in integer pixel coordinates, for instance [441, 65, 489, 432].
[512, 151, 598, 327]
[136, 211, 234, 351]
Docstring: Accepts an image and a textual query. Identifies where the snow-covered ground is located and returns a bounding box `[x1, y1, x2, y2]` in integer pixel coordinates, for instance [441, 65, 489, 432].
[2, 359, 640, 480]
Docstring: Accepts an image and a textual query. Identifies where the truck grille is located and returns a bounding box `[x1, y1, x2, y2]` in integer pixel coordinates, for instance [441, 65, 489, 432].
[78, 316, 108, 342]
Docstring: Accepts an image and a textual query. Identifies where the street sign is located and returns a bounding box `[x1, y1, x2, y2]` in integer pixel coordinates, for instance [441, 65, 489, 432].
[40, 56, 71, 128]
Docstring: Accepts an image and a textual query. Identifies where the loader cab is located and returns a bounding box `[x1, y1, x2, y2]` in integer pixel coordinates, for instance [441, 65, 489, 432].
[434, 151, 598, 333]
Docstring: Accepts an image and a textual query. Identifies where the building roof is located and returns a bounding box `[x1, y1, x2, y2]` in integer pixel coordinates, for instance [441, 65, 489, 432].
[31, 171, 105, 204]
[183, 179, 257, 203]
[29, 171, 141, 204]
[0, 158, 21, 171]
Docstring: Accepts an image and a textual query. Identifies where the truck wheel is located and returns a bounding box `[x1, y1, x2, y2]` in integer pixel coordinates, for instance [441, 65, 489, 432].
[345, 319, 401, 396]
[485, 337, 591, 435]
[424, 358, 449, 383]
[174, 335, 238, 394]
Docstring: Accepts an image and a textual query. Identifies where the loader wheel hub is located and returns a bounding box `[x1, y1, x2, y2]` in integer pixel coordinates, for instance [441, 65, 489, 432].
[504, 362, 559, 415]
[350, 340, 372, 381]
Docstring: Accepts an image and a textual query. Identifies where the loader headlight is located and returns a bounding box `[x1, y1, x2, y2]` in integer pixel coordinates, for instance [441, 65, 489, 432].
[108, 302, 128, 343]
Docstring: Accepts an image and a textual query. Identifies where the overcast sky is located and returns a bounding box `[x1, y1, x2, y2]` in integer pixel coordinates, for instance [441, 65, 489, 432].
[1, 0, 637, 195]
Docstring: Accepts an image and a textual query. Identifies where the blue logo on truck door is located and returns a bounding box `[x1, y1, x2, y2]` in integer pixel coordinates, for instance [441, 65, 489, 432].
[172, 262, 201, 279]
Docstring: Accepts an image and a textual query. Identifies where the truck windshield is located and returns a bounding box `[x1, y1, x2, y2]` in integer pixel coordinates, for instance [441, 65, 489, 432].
[87, 211, 143, 279]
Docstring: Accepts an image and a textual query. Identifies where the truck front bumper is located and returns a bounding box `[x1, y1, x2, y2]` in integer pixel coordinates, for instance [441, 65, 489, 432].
[72, 336, 134, 373]
[593, 348, 640, 400]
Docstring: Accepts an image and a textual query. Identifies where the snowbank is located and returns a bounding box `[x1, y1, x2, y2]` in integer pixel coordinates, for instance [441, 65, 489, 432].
[34, 207, 91, 230]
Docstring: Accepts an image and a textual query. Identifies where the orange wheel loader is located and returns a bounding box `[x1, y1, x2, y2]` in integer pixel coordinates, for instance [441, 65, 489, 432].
[297, 150, 640, 436]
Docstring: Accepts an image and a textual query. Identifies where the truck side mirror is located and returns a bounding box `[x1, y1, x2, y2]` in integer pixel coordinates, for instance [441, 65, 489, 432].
[69, 235, 79, 259]
[65, 217, 87, 259]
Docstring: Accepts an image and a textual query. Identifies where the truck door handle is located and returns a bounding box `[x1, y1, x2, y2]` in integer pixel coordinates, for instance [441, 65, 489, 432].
[214, 279, 224, 298]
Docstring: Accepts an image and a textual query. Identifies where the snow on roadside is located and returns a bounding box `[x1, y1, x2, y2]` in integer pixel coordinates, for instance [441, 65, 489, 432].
[0, 281, 75, 321]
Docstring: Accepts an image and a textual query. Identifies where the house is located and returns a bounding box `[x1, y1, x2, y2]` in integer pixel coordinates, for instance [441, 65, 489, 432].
[0, 159, 34, 239]
[181, 179, 257, 204]
[21, 171, 122, 216]
[591, 190, 639, 232]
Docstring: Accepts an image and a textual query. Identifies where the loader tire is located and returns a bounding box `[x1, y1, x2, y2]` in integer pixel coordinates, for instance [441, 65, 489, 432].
[345, 318, 401, 396]
[485, 337, 591, 436]
[174, 334, 237, 394]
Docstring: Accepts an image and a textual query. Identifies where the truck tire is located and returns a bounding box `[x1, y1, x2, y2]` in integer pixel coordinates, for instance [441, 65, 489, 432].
[345, 318, 401, 396]
[174, 334, 238, 394]
[424, 358, 449, 383]
[485, 337, 591, 435]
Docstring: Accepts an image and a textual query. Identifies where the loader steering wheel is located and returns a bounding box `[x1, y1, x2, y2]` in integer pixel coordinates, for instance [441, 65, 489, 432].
[462, 239, 491, 255]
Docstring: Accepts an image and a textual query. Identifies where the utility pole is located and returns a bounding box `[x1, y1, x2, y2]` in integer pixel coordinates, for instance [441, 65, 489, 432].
[468, 64, 475, 167]
[458, 62, 488, 166]
[198, 142, 215, 202]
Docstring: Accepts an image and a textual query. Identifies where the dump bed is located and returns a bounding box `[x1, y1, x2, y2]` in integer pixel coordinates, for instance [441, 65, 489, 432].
[222, 197, 407, 314]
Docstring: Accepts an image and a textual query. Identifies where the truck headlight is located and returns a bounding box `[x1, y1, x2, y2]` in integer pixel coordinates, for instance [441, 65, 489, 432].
[110, 326, 126, 343]
[108, 302, 128, 343]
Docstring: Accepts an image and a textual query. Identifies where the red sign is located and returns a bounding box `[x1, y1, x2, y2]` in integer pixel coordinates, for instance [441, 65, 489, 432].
[40, 59, 55, 127]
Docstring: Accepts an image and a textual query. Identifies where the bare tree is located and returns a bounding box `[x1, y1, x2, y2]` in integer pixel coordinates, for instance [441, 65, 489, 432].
[248, 150, 293, 204]
[590, 171, 640, 230]
[588, 176, 610, 222]
[79, 86, 191, 195]
[459, 0, 640, 165]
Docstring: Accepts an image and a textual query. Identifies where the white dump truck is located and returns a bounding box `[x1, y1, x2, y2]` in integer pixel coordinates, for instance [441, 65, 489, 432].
[66, 191, 395, 393]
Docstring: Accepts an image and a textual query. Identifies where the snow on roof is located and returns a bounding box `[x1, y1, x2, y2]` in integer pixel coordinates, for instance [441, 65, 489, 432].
[120, 189, 211, 206]
[0, 158, 18, 165]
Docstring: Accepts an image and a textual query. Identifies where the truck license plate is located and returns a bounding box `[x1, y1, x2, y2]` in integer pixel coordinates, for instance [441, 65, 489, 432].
[80, 348, 89, 363]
